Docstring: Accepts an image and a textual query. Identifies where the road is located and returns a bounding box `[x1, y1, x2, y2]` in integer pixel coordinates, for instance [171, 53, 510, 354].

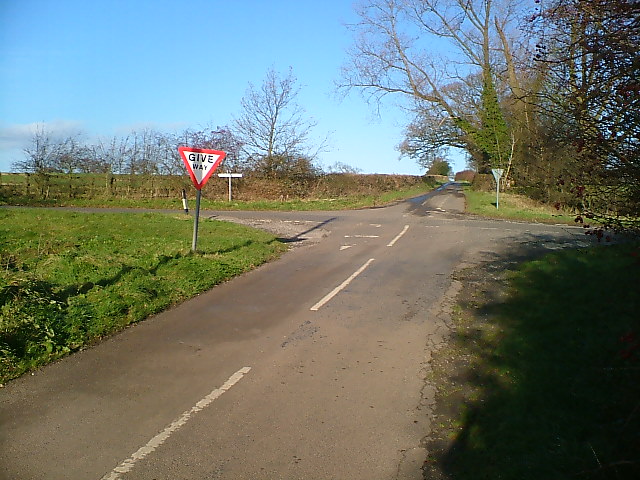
[0, 184, 593, 480]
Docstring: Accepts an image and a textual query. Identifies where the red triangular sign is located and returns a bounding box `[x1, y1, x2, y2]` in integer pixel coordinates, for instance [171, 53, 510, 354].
[178, 146, 226, 189]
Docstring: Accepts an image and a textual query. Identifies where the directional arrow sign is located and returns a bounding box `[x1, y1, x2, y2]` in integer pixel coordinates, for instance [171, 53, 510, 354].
[491, 168, 504, 183]
[491, 168, 505, 209]
[178, 146, 226, 190]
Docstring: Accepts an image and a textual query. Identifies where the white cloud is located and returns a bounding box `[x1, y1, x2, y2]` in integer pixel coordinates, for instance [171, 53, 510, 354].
[0, 123, 38, 151]
[0, 120, 85, 149]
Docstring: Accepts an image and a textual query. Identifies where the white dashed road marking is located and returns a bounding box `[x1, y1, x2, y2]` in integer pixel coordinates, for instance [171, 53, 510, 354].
[310, 258, 375, 311]
[101, 367, 252, 480]
[387, 225, 409, 247]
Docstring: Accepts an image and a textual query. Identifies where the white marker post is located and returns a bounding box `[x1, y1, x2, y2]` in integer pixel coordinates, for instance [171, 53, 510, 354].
[218, 173, 243, 201]
[178, 147, 226, 252]
[491, 168, 504, 209]
[181, 189, 189, 214]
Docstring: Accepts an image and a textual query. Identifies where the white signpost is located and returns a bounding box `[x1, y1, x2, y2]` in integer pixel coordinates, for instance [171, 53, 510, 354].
[178, 146, 226, 251]
[218, 173, 243, 201]
[491, 168, 505, 209]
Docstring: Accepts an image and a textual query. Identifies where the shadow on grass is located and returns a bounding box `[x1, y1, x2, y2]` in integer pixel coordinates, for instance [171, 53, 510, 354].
[426, 241, 640, 480]
[2, 235, 269, 310]
[0, 252, 184, 364]
[0, 236, 280, 381]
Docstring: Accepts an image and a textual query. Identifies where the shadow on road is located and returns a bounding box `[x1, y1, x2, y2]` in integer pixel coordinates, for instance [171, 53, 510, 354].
[275, 217, 337, 244]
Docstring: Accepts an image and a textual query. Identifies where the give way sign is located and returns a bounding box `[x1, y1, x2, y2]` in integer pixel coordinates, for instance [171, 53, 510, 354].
[178, 146, 226, 189]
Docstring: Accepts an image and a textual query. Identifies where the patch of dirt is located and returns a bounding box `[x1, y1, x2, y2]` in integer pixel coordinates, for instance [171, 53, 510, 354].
[211, 215, 330, 248]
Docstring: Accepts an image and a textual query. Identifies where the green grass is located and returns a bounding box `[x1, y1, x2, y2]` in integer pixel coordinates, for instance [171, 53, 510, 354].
[0, 208, 287, 382]
[428, 243, 640, 479]
[464, 187, 576, 224]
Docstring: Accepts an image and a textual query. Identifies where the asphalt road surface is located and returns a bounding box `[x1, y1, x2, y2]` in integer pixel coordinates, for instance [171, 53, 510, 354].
[0, 184, 594, 480]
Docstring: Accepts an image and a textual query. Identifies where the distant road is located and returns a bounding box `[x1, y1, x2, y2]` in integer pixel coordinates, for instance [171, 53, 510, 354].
[0, 184, 592, 480]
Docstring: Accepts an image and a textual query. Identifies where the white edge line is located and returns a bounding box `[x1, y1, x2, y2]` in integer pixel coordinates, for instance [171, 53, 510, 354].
[310, 258, 375, 311]
[101, 367, 252, 480]
[387, 225, 409, 247]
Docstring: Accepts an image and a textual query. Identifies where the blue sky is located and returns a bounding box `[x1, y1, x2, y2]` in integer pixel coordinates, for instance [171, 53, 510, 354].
[0, 0, 467, 175]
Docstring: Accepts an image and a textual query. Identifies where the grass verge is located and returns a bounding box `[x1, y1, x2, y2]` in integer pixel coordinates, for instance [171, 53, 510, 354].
[424, 243, 640, 479]
[464, 188, 576, 224]
[0, 208, 287, 383]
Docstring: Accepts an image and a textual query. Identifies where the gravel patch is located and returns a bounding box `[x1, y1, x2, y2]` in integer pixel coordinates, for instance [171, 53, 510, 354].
[210, 215, 331, 248]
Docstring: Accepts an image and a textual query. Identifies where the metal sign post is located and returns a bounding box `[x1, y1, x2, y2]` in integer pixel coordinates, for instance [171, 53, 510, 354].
[491, 168, 504, 209]
[178, 147, 227, 252]
[218, 173, 243, 201]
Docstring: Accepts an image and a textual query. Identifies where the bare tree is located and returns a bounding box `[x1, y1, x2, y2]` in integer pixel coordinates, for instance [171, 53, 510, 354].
[340, 0, 528, 173]
[124, 129, 162, 176]
[233, 67, 324, 177]
[79, 144, 111, 174]
[92, 136, 130, 175]
[53, 135, 86, 175]
[12, 126, 87, 196]
[326, 162, 363, 174]
[179, 125, 246, 173]
[13, 125, 63, 174]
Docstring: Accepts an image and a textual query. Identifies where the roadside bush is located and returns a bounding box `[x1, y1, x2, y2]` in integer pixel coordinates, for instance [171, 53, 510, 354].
[1, 172, 431, 205]
[455, 170, 476, 183]
[471, 173, 494, 192]
[0, 280, 70, 379]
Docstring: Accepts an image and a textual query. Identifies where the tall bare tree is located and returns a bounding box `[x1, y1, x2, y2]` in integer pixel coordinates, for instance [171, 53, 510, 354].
[341, 0, 528, 173]
[233, 67, 323, 177]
